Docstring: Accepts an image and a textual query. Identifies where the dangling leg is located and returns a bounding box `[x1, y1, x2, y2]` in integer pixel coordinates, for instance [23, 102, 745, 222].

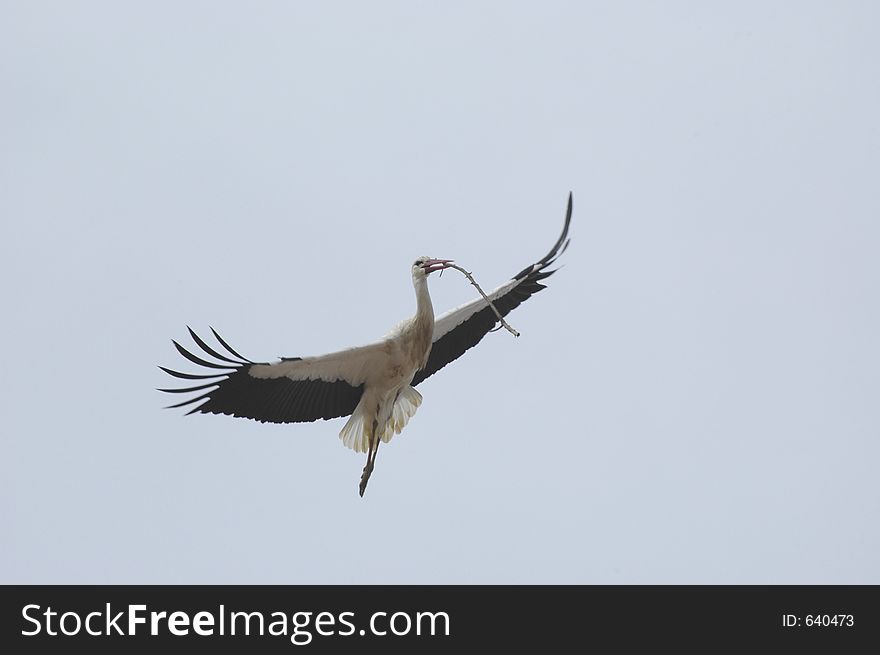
[358, 449, 371, 497]
[359, 419, 381, 497]
[359, 439, 381, 497]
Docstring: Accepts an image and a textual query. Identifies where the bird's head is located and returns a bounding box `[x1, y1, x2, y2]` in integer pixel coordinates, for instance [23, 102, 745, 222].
[412, 256, 454, 279]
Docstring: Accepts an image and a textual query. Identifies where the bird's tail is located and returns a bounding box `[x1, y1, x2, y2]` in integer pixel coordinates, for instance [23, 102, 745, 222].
[339, 386, 422, 452]
[382, 386, 422, 443]
[339, 404, 369, 453]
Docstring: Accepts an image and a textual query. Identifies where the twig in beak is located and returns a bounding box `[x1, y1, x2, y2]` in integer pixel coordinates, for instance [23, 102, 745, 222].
[446, 263, 520, 338]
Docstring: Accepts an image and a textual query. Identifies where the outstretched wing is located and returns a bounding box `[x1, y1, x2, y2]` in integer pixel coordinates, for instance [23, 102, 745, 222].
[158, 327, 388, 423]
[411, 192, 572, 387]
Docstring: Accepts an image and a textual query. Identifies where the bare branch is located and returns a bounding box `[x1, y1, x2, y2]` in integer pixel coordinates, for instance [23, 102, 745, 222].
[446, 263, 520, 337]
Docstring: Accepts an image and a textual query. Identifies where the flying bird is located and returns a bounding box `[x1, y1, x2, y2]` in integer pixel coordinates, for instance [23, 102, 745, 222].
[160, 193, 572, 496]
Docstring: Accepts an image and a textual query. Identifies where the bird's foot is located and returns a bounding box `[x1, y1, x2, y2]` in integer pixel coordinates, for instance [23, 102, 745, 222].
[359, 461, 374, 497]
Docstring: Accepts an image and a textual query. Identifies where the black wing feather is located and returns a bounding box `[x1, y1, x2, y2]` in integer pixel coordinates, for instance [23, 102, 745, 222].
[210, 326, 255, 363]
[187, 326, 247, 365]
[158, 366, 226, 381]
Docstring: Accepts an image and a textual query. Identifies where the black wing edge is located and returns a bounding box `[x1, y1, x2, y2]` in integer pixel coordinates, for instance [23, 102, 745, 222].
[412, 192, 572, 386]
[157, 327, 363, 424]
[513, 191, 572, 281]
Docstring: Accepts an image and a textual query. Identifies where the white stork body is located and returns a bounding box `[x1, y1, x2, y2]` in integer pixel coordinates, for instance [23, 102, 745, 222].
[160, 194, 572, 496]
[249, 263, 436, 455]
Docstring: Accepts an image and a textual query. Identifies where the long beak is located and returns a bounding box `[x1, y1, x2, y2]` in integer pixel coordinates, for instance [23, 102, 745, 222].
[422, 258, 454, 274]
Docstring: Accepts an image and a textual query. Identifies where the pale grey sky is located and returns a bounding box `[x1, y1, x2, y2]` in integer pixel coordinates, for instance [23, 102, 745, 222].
[2, 2, 878, 583]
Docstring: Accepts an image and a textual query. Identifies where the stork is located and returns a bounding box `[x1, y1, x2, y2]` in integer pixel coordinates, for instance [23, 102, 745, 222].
[160, 193, 572, 496]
